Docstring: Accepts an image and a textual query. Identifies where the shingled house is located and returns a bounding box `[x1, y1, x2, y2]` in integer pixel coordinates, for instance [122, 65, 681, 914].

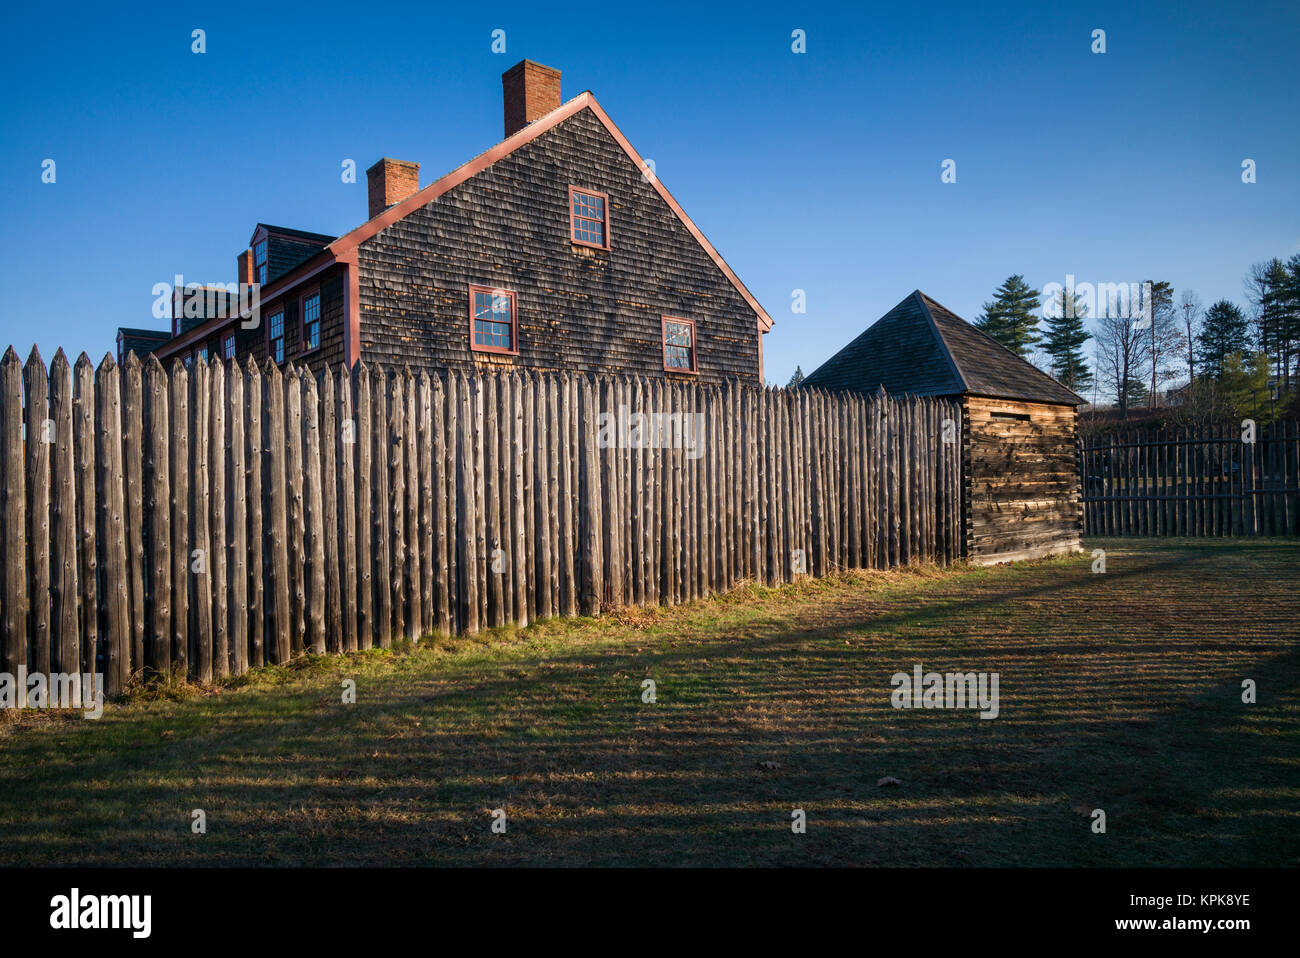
[804, 291, 1085, 564]
[123, 61, 772, 383]
[115, 327, 171, 365]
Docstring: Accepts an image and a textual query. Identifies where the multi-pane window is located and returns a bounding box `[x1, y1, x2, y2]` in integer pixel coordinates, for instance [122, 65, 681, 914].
[268, 309, 285, 363]
[301, 292, 321, 352]
[223, 333, 236, 359]
[254, 240, 268, 285]
[469, 285, 517, 354]
[195, 345, 209, 365]
[662, 317, 697, 373]
[569, 187, 609, 248]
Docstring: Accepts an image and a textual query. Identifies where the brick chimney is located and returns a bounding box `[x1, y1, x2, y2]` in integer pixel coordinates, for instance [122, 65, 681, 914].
[367, 158, 420, 220]
[502, 60, 561, 138]
[237, 248, 253, 286]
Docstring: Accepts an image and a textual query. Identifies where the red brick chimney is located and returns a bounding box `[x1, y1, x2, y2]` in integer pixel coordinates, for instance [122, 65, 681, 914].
[367, 158, 420, 220]
[502, 60, 561, 138]
[237, 248, 253, 286]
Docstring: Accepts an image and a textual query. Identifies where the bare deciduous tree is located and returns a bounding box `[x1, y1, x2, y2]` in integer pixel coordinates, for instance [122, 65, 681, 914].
[1178, 289, 1201, 384]
[1093, 309, 1151, 417]
[1143, 280, 1181, 407]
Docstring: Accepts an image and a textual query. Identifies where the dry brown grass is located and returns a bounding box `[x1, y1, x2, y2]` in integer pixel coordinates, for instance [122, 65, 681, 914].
[0, 538, 1297, 867]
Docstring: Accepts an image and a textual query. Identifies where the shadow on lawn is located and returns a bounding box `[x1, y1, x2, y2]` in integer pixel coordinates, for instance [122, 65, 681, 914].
[0, 540, 1297, 866]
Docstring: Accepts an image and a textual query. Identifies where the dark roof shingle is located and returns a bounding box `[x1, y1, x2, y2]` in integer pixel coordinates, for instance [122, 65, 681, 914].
[803, 290, 1083, 406]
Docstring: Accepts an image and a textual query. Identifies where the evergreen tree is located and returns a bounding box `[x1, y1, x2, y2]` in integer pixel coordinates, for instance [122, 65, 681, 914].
[1042, 288, 1092, 392]
[1277, 255, 1300, 390]
[1259, 259, 1291, 386]
[975, 275, 1042, 357]
[1219, 352, 1274, 421]
[786, 365, 805, 388]
[1197, 300, 1250, 379]
[1121, 377, 1150, 408]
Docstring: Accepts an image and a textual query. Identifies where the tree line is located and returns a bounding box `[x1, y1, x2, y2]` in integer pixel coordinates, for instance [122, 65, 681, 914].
[973, 258, 1300, 423]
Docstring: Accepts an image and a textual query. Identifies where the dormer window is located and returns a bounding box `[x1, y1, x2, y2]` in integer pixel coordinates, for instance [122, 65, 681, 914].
[254, 240, 268, 285]
[569, 186, 609, 249]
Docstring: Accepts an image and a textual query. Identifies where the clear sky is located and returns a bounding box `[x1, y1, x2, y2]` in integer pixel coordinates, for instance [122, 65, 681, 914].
[1, 0, 1296, 385]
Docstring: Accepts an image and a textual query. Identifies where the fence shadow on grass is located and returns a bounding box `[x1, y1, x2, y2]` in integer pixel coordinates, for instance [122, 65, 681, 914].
[1, 540, 1297, 866]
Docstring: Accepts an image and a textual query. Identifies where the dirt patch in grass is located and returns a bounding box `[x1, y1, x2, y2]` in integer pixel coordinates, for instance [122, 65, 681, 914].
[1, 538, 1297, 867]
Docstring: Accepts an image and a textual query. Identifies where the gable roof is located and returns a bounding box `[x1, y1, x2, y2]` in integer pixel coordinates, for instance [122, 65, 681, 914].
[249, 224, 337, 245]
[117, 327, 171, 347]
[156, 90, 773, 364]
[323, 91, 773, 333]
[803, 290, 1084, 406]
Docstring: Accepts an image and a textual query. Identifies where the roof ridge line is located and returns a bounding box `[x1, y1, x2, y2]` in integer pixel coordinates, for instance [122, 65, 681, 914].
[913, 290, 969, 392]
[319, 90, 772, 333]
[919, 289, 1086, 405]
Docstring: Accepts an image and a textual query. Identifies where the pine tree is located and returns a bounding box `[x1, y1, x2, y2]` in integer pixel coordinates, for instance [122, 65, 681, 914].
[975, 275, 1042, 357]
[1042, 288, 1092, 392]
[786, 365, 805, 389]
[1259, 259, 1291, 387]
[1197, 300, 1250, 379]
[1275, 255, 1300, 391]
[1121, 376, 1149, 408]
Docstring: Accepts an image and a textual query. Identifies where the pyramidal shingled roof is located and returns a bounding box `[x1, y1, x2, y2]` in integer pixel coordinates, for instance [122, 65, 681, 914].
[803, 290, 1084, 406]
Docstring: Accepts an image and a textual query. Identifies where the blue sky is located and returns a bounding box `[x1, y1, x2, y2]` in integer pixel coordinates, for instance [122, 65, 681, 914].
[1, 0, 1296, 385]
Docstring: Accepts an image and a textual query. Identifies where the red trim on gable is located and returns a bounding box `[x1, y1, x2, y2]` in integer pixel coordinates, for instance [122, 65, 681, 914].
[585, 98, 773, 333]
[173, 91, 771, 370]
[339, 251, 360, 368]
[323, 92, 773, 338]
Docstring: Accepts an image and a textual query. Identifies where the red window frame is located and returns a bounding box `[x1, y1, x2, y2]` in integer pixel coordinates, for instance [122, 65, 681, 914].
[468, 284, 519, 356]
[299, 288, 321, 355]
[569, 186, 610, 250]
[661, 316, 698, 374]
[266, 307, 285, 364]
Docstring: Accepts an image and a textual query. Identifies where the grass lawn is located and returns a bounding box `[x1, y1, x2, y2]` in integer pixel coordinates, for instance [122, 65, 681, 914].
[1, 538, 1297, 867]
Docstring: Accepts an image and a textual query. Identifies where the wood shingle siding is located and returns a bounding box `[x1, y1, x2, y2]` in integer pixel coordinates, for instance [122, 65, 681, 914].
[356, 108, 761, 383]
[266, 234, 333, 286]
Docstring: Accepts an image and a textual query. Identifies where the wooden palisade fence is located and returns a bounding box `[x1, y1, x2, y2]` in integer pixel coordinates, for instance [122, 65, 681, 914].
[0, 347, 964, 698]
[1080, 423, 1300, 537]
